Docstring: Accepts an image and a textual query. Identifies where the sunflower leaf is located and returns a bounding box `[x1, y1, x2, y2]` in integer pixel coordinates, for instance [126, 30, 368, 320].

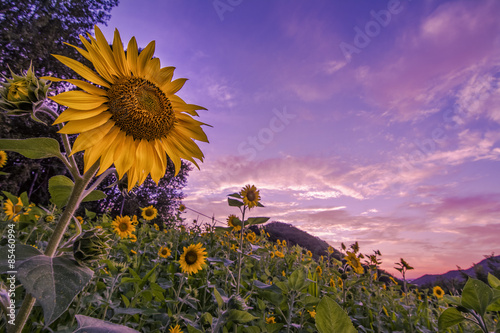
[0, 138, 64, 160]
[315, 296, 357, 333]
[461, 278, 493, 317]
[0, 246, 93, 326]
[228, 197, 243, 207]
[73, 315, 140, 333]
[49, 176, 106, 208]
[438, 308, 465, 331]
[246, 217, 270, 226]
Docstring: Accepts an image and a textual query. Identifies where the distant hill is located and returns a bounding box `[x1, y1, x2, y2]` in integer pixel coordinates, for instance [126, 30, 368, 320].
[255, 221, 343, 260]
[412, 255, 500, 286]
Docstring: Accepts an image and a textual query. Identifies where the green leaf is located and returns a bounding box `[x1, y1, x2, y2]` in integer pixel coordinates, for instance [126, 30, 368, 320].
[253, 280, 283, 305]
[0, 171, 9, 176]
[48, 175, 74, 207]
[187, 325, 203, 333]
[461, 278, 493, 317]
[488, 273, 500, 290]
[82, 190, 106, 203]
[213, 287, 224, 308]
[246, 217, 270, 226]
[0, 246, 93, 326]
[288, 268, 309, 291]
[443, 295, 462, 306]
[73, 314, 140, 332]
[315, 296, 357, 333]
[228, 197, 243, 207]
[49, 176, 106, 208]
[438, 308, 465, 331]
[0, 138, 63, 160]
[226, 309, 258, 324]
[227, 193, 242, 199]
[487, 288, 500, 311]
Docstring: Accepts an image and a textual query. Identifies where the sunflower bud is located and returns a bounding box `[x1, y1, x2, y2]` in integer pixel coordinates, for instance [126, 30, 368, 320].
[227, 295, 251, 311]
[0, 64, 51, 116]
[73, 229, 111, 264]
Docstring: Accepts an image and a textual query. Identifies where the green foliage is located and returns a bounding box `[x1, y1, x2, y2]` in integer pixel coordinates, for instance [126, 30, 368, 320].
[316, 296, 357, 333]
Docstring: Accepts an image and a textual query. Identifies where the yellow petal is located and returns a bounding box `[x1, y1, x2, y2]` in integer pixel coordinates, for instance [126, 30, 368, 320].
[79, 34, 116, 83]
[158, 139, 182, 175]
[84, 126, 120, 172]
[135, 140, 154, 176]
[63, 42, 92, 62]
[150, 141, 166, 184]
[153, 66, 175, 86]
[41, 77, 107, 97]
[93, 26, 120, 76]
[137, 40, 155, 77]
[163, 78, 187, 95]
[112, 28, 129, 76]
[127, 37, 139, 76]
[175, 121, 209, 142]
[53, 105, 108, 124]
[114, 134, 136, 179]
[96, 127, 121, 175]
[50, 91, 108, 110]
[71, 121, 115, 153]
[58, 112, 113, 134]
[52, 54, 110, 88]
[143, 58, 160, 81]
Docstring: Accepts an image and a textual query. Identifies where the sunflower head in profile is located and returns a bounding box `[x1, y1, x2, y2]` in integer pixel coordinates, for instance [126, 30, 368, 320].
[227, 214, 241, 231]
[3, 197, 29, 222]
[0, 151, 7, 168]
[239, 184, 261, 209]
[433, 286, 445, 299]
[43, 26, 210, 190]
[141, 205, 158, 220]
[158, 246, 171, 258]
[111, 215, 136, 238]
[179, 242, 207, 275]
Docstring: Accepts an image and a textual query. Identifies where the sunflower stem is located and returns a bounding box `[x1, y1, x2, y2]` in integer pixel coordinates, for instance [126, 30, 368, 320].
[12, 162, 99, 333]
[236, 206, 246, 295]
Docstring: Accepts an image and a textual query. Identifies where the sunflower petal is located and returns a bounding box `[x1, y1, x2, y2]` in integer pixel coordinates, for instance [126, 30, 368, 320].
[114, 134, 136, 179]
[42, 77, 107, 96]
[84, 126, 120, 172]
[71, 121, 115, 153]
[58, 112, 113, 134]
[137, 40, 155, 77]
[112, 28, 129, 76]
[63, 42, 92, 62]
[154, 66, 175, 86]
[158, 139, 182, 175]
[163, 78, 188, 95]
[127, 37, 139, 76]
[52, 54, 110, 88]
[53, 105, 108, 124]
[79, 34, 116, 82]
[96, 127, 121, 175]
[50, 91, 108, 110]
[94, 25, 120, 76]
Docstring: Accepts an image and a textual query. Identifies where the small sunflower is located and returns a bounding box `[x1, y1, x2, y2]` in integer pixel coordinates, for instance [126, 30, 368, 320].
[179, 243, 207, 275]
[266, 316, 276, 324]
[240, 184, 261, 208]
[179, 204, 186, 212]
[282, 240, 287, 247]
[44, 214, 54, 222]
[316, 266, 322, 276]
[168, 324, 183, 333]
[275, 251, 284, 258]
[227, 214, 241, 231]
[0, 151, 7, 168]
[307, 250, 312, 257]
[131, 250, 137, 255]
[111, 215, 136, 238]
[153, 223, 160, 231]
[329, 278, 335, 288]
[141, 205, 158, 220]
[3, 197, 28, 222]
[433, 286, 445, 299]
[129, 234, 137, 242]
[246, 231, 257, 243]
[43, 26, 209, 190]
[328, 246, 334, 254]
[270, 251, 275, 258]
[159, 246, 171, 258]
[76, 216, 84, 224]
[308, 309, 316, 318]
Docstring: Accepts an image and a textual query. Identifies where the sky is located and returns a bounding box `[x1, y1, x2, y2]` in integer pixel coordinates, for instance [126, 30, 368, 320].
[99, 0, 500, 279]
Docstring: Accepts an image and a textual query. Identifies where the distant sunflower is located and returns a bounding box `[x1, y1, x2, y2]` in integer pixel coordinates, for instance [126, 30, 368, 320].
[158, 246, 171, 258]
[266, 316, 276, 324]
[329, 278, 335, 288]
[433, 286, 445, 299]
[141, 205, 157, 220]
[246, 231, 257, 243]
[240, 184, 260, 208]
[316, 266, 322, 276]
[3, 197, 27, 222]
[168, 324, 183, 333]
[43, 26, 209, 190]
[179, 243, 207, 275]
[111, 215, 136, 238]
[44, 215, 54, 222]
[179, 204, 186, 212]
[227, 214, 241, 231]
[0, 151, 7, 168]
[275, 251, 284, 258]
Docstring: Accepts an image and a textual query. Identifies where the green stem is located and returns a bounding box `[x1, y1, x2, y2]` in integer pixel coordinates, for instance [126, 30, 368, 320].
[236, 206, 246, 295]
[12, 163, 99, 333]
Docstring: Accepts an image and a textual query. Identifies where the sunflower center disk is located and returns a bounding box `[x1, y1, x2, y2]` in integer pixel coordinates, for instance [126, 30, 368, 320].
[119, 222, 129, 231]
[108, 77, 175, 141]
[14, 205, 22, 214]
[186, 252, 198, 265]
[246, 192, 256, 202]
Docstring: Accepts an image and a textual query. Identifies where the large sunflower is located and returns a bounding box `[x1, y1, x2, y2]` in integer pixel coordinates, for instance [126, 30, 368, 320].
[179, 243, 207, 275]
[111, 215, 136, 238]
[43, 26, 209, 190]
[0, 151, 7, 168]
[240, 184, 260, 208]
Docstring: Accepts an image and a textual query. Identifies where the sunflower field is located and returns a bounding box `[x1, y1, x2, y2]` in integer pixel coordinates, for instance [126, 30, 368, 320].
[1, 25, 500, 333]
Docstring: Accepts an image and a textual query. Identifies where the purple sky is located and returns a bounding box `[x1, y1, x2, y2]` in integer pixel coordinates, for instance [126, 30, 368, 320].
[100, 0, 500, 279]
